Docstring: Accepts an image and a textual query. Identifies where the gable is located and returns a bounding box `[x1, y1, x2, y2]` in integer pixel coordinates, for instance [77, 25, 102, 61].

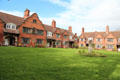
[55, 29, 61, 34]
[63, 31, 69, 35]
[24, 13, 43, 25]
[106, 33, 115, 38]
[96, 34, 103, 38]
[21, 13, 45, 30]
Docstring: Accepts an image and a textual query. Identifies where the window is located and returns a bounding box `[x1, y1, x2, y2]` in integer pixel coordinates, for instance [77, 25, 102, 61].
[107, 44, 114, 49]
[36, 39, 43, 44]
[88, 37, 93, 41]
[96, 44, 102, 48]
[75, 38, 77, 41]
[47, 31, 52, 37]
[22, 38, 30, 44]
[69, 36, 72, 39]
[64, 35, 67, 39]
[56, 34, 60, 38]
[80, 44, 84, 47]
[6, 25, 10, 29]
[107, 38, 113, 42]
[63, 41, 68, 45]
[56, 41, 60, 45]
[118, 38, 120, 42]
[96, 38, 102, 42]
[37, 30, 44, 35]
[23, 27, 31, 33]
[33, 19, 37, 23]
[80, 38, 84, 41]
[6, 23, 16, 30]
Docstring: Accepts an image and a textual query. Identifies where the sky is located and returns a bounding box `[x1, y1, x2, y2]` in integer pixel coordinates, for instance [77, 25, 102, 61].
[0, 0, 120, 35]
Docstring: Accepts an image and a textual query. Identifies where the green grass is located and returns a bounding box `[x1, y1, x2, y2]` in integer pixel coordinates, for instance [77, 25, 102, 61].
[0, 47, 120, 80]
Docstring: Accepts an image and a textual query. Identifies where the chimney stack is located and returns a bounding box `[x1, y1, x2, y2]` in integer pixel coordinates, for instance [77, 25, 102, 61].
[75, 33, 77, 36]
[68, 26, 72, 32]
[106, 25, 109, 34]
[52, 20, 56, 28]
[82, 27, 84, 35]
[24, 9, 30, 19]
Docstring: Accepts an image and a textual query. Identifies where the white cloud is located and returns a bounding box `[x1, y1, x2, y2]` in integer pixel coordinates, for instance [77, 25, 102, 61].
[1, 0, 120, 35]
[45, 0, 120, 35]
[0, 10, 23, 17]
[48, 0, 69, 7]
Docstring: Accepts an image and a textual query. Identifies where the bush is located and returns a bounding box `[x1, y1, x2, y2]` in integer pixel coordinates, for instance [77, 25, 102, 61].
[73, 43, 79, 48]
[78, 50, 107, 57]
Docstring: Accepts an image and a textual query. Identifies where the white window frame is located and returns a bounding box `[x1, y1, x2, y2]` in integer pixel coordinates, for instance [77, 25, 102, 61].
[96, 38, 102, 42]
[96, 44, 102, 48]
[118, 38, 120, 42]
[88, 37, 93, 41]
[107, 44, 114, 49]
[6, 23, 16, 30]
[47, 31, 52, 37]
[107, 38, 113, 42]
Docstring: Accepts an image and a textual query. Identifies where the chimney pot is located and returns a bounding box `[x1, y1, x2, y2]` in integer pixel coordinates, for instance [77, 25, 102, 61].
[75, 33, 77, 36]
[52, 20, 56, 28]
[82, 27, 84, 34]
[106, 25, 109, 34]
[68, 26, 72, 32]
[24, 9, 30, 19]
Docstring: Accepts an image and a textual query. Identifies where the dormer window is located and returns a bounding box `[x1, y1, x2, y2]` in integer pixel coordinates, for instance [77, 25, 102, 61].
[6, 23, 16, 30]
[47, 31, 52, 37]
[33, 19, 37, 23]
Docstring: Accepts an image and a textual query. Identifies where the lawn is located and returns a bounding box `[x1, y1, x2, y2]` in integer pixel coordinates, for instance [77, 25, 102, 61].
[0, 47, 120, 80]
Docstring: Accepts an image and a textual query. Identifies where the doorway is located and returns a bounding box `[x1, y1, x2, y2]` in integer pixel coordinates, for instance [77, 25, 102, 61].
[5, 36, 15, 46]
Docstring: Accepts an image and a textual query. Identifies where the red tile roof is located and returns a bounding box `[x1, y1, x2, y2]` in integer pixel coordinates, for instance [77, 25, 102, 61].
[0, 11, 76, 37]
[0, 12, 24, 25]
[44, 24, 74, 36]
[80, 31, 120, 39]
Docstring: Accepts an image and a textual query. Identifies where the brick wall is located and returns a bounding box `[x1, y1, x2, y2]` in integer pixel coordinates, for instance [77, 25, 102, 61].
[18, 13, 46, 47]
[0, 19, 4, 45]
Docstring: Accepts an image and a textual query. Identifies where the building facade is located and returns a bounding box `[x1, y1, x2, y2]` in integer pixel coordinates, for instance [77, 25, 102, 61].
[0, 9, 78, 48]
[79, 26, 120, 51]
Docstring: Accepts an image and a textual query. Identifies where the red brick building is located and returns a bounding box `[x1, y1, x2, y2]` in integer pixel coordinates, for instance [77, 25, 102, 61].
[79, 26, 120, 51]
[0, 9, 78, 48]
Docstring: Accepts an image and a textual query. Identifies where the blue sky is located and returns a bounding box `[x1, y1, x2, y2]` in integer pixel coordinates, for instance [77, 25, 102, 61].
[0, 0, 120, 34]
[0, 0, 66, 17]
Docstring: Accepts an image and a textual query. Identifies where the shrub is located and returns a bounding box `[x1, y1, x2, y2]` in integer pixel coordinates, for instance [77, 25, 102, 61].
[73, 43, 79, 48]
[78, 50, 107, 57]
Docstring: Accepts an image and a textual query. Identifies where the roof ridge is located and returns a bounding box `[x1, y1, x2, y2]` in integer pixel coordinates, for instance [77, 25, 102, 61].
[0, 11, 23, 19]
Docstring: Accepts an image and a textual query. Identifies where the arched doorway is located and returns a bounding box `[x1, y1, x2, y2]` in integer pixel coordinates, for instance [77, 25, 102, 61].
[5, 36, 15, 46]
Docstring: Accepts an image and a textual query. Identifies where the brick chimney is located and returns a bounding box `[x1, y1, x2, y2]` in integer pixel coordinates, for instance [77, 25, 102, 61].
[82, 27, 84, 35]
[52, 20, 56, 28]
[106, 25, 109, 34]
[68, 26, 72, 32]
[24, 9, 30, 19]
[75, 33, 77, 36]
